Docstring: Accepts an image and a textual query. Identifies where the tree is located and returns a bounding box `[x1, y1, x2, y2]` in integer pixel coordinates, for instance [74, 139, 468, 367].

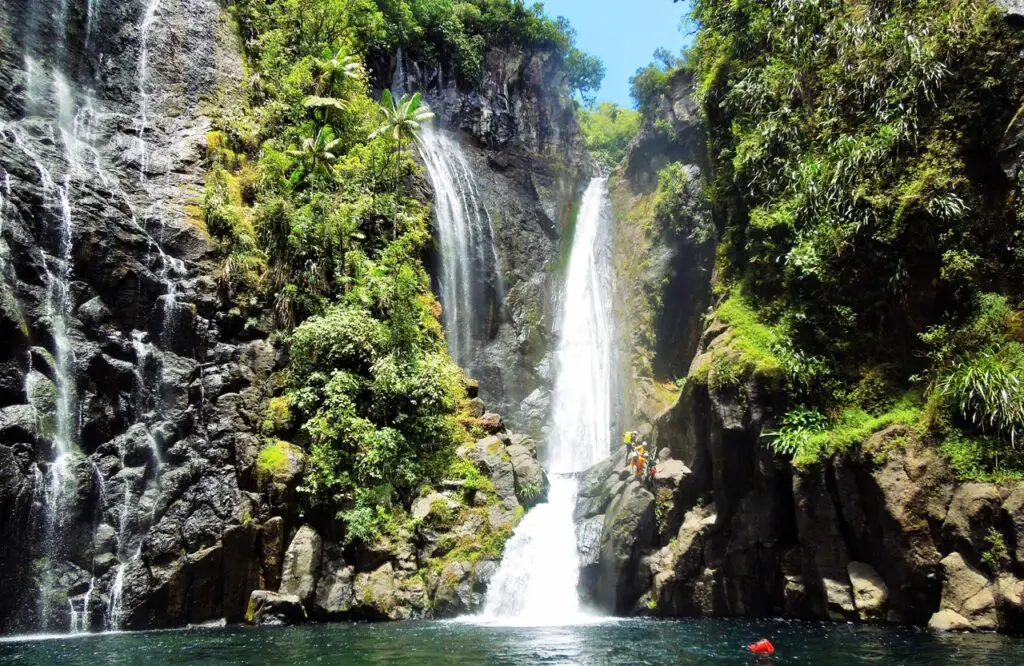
[369, 90, 435, 196]
[287, 126, 342, 187]
[315, 43, 363, 96]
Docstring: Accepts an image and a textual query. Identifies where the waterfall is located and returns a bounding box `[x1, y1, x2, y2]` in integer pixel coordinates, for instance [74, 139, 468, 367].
[135, 0, 183, 333]
[481, 178, 613, 623]
[418, 124, 503, 368]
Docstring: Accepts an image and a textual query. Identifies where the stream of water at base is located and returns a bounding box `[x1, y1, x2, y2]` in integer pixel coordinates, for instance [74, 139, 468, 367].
[1, 619, 1021, 665]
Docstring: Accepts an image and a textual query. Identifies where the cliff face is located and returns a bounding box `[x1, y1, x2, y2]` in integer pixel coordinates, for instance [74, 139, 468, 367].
[579, 63, 1024, 636]
[607, 69, 713, 438]
[393, 46, 592, 438]
[0, 0, 267, 633]
[0, 0, 583, 634]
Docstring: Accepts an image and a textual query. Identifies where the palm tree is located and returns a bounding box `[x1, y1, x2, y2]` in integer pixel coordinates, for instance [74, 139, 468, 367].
[316, 44, 363, 96]
[369, 90, 434, 194]
[287, 126, 342, 187]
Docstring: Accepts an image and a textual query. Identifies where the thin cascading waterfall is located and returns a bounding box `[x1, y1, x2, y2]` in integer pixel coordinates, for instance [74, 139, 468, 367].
[7, 91, 83, 632]
[107, 332, 165, 629]
[85, 0, 101, 49]
[135, 0, 183, 333]
[482, 178, 614, 623]
[136, 0, 161, 183]
[418, 124, 504, 367]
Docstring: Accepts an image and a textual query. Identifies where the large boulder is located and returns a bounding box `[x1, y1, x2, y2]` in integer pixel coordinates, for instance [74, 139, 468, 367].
[507, 439, 548, 506]
[935, 552, 999, 630]
[245, 591, 306, 626]
[592, 482, 656, 613]
[847, 562, 889, 622]
[279, 525, 324, 605]
[312, 548, 355, 619]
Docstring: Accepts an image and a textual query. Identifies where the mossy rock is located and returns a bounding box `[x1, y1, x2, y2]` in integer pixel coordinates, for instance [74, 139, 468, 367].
[256, 439, 305, 485]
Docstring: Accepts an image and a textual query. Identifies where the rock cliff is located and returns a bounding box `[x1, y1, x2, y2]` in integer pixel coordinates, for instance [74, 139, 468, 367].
[586, 67, 1024, 631]
[393, 47, 592, 438]
[0, 0, 569, 634]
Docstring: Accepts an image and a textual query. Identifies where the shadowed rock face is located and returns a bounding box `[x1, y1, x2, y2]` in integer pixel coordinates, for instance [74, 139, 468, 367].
[575, 363, 1024, 633]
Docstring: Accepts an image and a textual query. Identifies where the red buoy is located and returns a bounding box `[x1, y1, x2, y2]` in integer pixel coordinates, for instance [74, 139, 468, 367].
[748, 639, 775, 655]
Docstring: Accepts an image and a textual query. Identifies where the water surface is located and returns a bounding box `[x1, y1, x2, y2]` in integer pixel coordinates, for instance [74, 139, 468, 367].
[1, 618, 1021, 665]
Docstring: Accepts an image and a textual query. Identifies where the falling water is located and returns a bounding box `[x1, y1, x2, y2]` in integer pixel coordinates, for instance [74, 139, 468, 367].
[418, 124, 503, 367]
[136, 0, 162, 182]
[481, 178, 614, 623]
[134, 0, 182, 331]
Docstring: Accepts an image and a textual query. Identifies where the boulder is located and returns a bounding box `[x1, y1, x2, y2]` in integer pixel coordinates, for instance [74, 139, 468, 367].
[1002, 486, 1024, 564]
[847, 562, 888, 622]
[245, 591, 306, 626]
[467, 397, 486, 418]
[261, 517, 286, 591]
[943, 483, 1003, 553]
[480, 412, 504, 433]
[313, 550, 354, 619]
[593, 483, 655, 613]
[928, 609, 973, 632]
[279, 525, 323, 605]
[431, 560, 475, 616]
[508, 444, 548, 506]
[937, 552, 999, 630]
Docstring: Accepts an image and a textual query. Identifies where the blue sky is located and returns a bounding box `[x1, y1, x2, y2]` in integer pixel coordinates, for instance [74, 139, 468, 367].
[541, 0, 693, 107]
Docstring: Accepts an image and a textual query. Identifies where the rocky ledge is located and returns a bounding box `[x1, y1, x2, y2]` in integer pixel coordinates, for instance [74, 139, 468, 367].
[244, 421, 548, 625]
[575, 369, 1024, 634]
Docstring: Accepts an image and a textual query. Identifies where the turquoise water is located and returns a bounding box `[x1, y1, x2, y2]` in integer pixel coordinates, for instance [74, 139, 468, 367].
[0, 618, 1021, 664]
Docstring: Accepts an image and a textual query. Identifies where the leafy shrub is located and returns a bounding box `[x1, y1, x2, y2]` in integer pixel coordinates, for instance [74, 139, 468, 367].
[938, 345, 1024, 447]
[769, 407, 827, 457]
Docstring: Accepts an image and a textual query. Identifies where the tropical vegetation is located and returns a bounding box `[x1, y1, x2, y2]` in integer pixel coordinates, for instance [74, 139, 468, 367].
[637, 0, 1024, 478]
[203, 0, 600, 542]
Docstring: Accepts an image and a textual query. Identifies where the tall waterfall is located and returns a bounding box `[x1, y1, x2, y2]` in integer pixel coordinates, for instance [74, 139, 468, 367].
[481, 178, 613, 623]
[418, 124, 503, 368]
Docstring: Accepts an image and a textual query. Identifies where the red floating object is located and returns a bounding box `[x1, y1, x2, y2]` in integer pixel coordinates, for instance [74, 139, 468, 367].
[748, 639, 775, 655]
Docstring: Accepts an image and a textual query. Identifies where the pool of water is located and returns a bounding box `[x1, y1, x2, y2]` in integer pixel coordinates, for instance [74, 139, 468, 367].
[0, 618, 1021, 664]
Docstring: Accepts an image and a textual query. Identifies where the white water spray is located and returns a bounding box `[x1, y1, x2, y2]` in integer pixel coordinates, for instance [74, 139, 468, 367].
[418, 125, 503, 366]
[481, 178, 614, 623]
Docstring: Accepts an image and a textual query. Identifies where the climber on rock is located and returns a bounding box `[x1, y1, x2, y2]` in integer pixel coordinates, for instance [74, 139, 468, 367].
[645, 452, 657, 489]
[624, 430, 636, 464]
[632, 442, 648, 480]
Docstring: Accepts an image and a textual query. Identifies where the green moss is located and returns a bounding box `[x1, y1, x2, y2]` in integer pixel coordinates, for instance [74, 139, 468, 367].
[424, 498, 455, 529]
[714, 294, 785, 379]
[256, 439, 299, 478]
[262, 395, 293, 434]
[792, 392, 924, 466]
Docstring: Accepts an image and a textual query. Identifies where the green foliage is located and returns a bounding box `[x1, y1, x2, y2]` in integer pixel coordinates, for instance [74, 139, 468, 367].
[256, 439, 298, 478]
[630, 46, 688, 113]
[516, 481, 541, 503]
[218, 0, 493, 539]
[652, 162, 713, 244]
[424, 497, 456, 528]
[982, 527, 1010, 569]
[689, 0, 1024, 471]
[938, 345, 1024, 446]
[769, 407, 827, 457]
[577, 102, 640, 170]
[793, 393, 925, 466]
[262, 396, 294, 434]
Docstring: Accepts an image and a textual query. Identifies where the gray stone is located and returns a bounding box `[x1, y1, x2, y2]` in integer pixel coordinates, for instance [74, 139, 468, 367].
[847, 562, 888, 622]
[313, 554, 354, 618]
[246, 591, 306, 626]
[279, 526, 324, 604]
